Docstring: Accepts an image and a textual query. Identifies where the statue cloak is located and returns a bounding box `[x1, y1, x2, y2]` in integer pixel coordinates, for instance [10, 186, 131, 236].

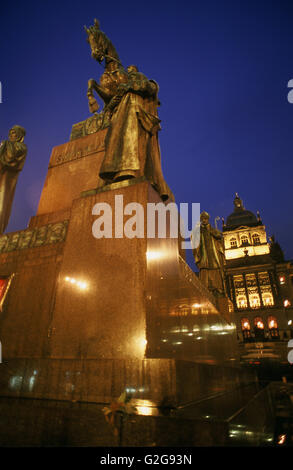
[0, 140, 27, 233]
[100, 83, 173, 201]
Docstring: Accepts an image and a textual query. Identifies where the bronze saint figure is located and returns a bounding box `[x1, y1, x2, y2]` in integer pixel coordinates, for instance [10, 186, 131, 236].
[84, 19, 172, 201]
[193, 211, 226, 296]
[0, 126, 27, 234]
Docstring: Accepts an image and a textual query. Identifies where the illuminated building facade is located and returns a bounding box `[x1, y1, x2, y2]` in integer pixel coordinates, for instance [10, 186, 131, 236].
[223, 194, 293, 362]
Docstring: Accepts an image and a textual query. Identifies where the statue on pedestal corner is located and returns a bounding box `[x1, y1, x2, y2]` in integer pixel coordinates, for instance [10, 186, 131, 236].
[0, 125, 27, 234]
[84, 19, 172, 201]
[269, 235, 285, 263]
[192, 211, 227, 296]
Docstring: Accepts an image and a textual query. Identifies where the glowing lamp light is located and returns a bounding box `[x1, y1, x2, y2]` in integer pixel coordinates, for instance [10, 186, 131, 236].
[256, 321, 264, 329]
[136, 400, 155, 416]
[136, 406, 153, 416]
[225, 324, 236, 330]
[77, 281, 87, 290]
[288, 320, 292, 326]
[134, 336, 147, 355]
[277, 434, 286, 445]
[279, 276, 285, 285]
[210, 324, 222, 331]
[146, 251, 163, 261]
[284, 299, 291, 308]
[65, 276, 88, 291]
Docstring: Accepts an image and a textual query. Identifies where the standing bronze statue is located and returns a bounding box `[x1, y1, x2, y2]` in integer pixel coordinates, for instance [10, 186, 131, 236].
[193, 211, 226, 296]
[84, 19, 172, 201]
[0, 126, 27, 234]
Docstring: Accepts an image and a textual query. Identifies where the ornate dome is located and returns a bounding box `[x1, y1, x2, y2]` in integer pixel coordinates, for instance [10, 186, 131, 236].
[225, 194, 261, 230]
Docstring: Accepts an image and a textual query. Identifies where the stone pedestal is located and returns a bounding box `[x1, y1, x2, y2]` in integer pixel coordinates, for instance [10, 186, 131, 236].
[0, 128, 254, 445]
[49, 179, 149, 360]
[37, 129, 107, 216]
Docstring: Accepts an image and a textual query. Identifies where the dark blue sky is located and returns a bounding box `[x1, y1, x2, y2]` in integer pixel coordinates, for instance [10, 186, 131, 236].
[1, 0, 293, 264]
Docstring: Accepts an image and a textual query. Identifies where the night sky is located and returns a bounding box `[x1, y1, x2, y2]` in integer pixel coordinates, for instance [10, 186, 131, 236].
[1, 0, 293, 267]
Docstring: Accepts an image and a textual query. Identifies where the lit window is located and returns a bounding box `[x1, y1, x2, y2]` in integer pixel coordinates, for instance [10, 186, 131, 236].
[268, 316, 278, 329]
[254, 317, 264, 329]
[240, 235, 249, 246]
[233, 275, 244, 288]
[262, 293, 274, 307]
[246, 273, 257, 287]
[230, 238, 237, 248]
[241, 318, 251, 340]
[237, 296, 248, 309]
[241, 318, 250, 330]
[258, 272, 270, 286]
[249, 294, 261, 309]
[279, 276, 285, 285]
[252, 233, 260, 245]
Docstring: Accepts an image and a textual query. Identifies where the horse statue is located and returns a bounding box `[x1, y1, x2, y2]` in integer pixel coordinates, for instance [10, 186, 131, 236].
[84, 19, 129, 114]
[83, 19, 172, 201]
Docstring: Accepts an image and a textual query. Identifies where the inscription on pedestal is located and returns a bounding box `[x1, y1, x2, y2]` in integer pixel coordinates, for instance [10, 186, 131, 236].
[49, 128, 107, 168]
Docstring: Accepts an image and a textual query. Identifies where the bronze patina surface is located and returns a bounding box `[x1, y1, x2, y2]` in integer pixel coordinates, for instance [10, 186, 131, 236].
[0, 126, 27, 234]
[193, 211, 227, 296]
[84, 20, 172, 200]
[0, 220, 68, 253]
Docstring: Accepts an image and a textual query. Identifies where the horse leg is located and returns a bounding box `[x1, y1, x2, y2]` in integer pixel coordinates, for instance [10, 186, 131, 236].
[87, 79, 111, 105]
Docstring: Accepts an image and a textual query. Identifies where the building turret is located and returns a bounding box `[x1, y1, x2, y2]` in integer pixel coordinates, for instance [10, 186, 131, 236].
[223, 194, 270, 260]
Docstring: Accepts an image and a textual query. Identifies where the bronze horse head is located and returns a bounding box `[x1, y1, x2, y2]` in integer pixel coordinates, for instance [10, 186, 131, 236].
[84, 19, 120, 65]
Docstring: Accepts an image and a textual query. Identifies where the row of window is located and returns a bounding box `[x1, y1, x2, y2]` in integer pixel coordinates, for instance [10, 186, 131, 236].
[233, 272, 274, 309]
[234, 272, 271, 288]
[229, 233, 260, 248]
[236, 292, 274, 309]
[241, 316, 278, 331]
[236, 293, 291, 310]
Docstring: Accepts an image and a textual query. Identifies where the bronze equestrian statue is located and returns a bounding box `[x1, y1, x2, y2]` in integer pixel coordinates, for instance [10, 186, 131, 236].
[84, 19, 172, 201]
